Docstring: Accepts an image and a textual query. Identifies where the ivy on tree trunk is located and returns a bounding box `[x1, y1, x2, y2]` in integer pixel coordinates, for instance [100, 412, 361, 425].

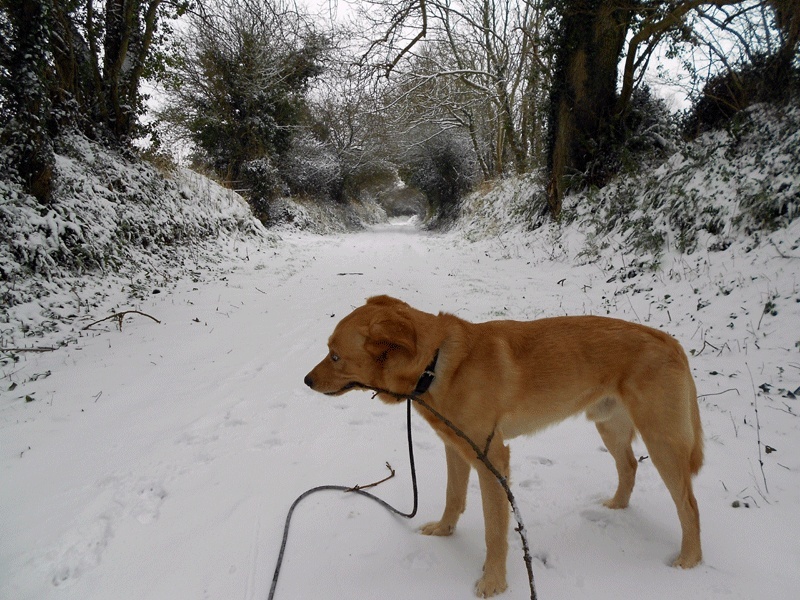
[546, 0, 632, 217]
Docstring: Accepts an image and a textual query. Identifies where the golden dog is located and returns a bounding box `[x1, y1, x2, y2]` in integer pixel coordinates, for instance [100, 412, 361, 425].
[304, 295, 703, 597]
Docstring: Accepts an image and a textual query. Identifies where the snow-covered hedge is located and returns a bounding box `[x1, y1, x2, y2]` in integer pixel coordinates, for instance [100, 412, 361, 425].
[265, 195, 387, 233]
[0, 136, 278, 341]
[1, 134, 275, 313]
[0, 131, 397, 343]
[575, 102, 800, 263]
[454, 102, 800, 267]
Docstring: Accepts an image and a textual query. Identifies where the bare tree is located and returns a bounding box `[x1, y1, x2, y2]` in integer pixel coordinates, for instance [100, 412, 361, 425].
[354, 0, 795, 220]
[359, 0, 549, 178]
[308, 60, 395, 191]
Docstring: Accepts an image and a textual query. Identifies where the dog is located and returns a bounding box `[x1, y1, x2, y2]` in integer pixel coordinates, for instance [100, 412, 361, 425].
[304, 295, 703, 597]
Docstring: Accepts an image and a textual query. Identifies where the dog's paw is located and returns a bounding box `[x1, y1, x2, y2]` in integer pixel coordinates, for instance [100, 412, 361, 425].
[602, 496, 629, 509]
[672, 552, 702, 569]
[419, 521, 455, 536]
[475, 573, 507, 597]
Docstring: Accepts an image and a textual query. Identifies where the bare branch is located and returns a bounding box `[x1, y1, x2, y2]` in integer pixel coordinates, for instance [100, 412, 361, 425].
[82, 310, 161, 331]
[346, 462, 396, 491]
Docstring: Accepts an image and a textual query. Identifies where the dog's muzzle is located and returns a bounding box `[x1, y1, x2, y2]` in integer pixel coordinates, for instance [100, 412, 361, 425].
[324, 382, 364, 395]
[304, 375, 363, 396]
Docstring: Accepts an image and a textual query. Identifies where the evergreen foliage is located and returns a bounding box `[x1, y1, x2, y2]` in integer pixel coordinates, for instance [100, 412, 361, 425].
[0, 0, 55, 202]
[159, 0, 328, 219]
[0, 0, 191, 200]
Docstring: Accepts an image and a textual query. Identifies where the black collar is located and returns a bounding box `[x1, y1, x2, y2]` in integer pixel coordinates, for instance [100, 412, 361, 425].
[413, 350, 439, 395]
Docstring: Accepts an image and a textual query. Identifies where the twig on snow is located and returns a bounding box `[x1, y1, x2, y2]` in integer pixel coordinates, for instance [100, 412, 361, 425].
[698, 388, 740, 399]
[745, 363, 769, 494]
[346, 462, 396, 492]
[1, 346, 57, 353]
[83, 310, 161, 331]
[693, 338, 720, 356]
[769, 240, 799, 259]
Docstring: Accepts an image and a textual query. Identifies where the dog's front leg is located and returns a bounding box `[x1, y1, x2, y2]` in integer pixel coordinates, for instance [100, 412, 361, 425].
[475, 440, 510, 598]
[420, 443, 470, 536]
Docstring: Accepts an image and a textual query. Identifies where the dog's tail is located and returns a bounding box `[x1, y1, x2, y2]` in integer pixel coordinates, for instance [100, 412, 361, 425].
[689, 376, 704, 476]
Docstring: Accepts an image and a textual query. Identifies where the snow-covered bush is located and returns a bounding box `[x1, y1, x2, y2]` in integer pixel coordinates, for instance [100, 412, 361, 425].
[0, 133, 274, 311]
[451, 100, 799, 269]
[577, 85, 680, 191]
[264, 194, 386, 232]
[684, 54, 800, 137]
[241, 156, 286, 220]
[278, 134, 343, 203]
[572, 101, 800, 264]
[400, 130, 480, 228]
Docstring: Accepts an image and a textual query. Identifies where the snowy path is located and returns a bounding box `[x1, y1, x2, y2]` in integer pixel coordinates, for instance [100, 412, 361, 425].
[2, 220, 799, 600]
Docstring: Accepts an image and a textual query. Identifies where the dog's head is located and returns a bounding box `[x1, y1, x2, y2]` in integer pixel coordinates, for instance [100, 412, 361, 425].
[304, 295, 422, 402]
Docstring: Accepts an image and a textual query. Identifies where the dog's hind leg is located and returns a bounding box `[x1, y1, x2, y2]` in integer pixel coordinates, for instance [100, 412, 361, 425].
[420, 443, 470, 536]
[643, 433, 702, 568]
[592, 402, 638, 509]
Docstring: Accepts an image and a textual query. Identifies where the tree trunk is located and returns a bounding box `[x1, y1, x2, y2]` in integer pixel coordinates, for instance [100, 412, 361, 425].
[546, 0, 632, 217]
[51, 2, 101, 131]
[102, 0, 161, 140]
[771, 0, 800, 78]
[2, 0, 55, 202]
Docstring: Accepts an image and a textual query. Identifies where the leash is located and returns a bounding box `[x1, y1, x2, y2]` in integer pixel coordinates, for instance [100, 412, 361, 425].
[267, 398, 418, 600]
[269, 350, 537, 599]
[356, 384, 539, 600]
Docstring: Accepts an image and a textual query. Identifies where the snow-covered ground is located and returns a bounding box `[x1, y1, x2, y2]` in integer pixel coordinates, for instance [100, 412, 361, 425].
[2, 217, 799, 600]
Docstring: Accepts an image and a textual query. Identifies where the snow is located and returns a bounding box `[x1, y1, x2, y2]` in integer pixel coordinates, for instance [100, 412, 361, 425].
[2, 215, 800, 600]
[2, 102, 800, 599]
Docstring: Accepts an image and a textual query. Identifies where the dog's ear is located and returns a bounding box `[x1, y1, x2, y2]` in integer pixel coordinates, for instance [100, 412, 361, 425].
[365, 316, 416, 361]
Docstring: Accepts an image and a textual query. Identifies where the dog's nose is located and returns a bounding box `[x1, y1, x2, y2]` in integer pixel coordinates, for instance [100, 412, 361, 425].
[304, 374, 314, 388]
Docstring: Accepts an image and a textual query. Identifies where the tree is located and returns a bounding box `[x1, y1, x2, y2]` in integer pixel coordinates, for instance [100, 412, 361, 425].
[160, 0, 326, 187]
[356, 0, 794, 220]
[359, 0, 549, 178]
[647, 1, 799, 135]
[771, 0, 800, 70]
[399, 127, 480, 224]
[544, 0, 798, 215]
[1, 0, 55, 202]
[307, 63, 397, 199]
[1, 0, 191, 200]
[545, 0, 633, 216]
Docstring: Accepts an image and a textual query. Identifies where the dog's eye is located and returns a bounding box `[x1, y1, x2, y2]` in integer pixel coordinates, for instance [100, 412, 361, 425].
[330, 352, 340, 362]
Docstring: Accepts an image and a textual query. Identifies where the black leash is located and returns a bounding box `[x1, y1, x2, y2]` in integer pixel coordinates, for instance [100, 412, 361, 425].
[269, 350, 537, 599]
[267, 398, 418, 600]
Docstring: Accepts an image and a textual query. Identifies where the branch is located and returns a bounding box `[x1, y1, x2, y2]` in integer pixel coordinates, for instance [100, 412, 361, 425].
[346, 462, 396, 492]
[0, 346, 57, 353]
[746, 363, 769, 495]
[618, 0, 742, 113]
[385, 0, 428, 75]
[82, 310, 161, 331]
[770, 239, 800, 259]
[698, 388, 740, 398]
